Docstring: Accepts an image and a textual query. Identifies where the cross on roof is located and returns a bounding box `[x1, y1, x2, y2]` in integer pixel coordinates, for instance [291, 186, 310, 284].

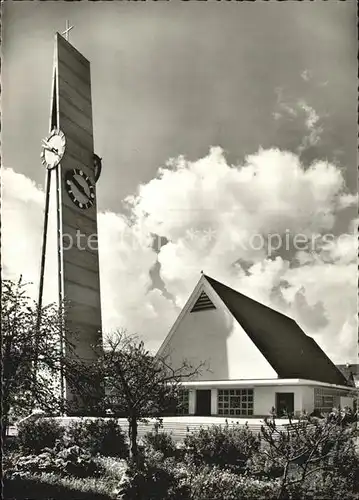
[62, 20, 74, 42]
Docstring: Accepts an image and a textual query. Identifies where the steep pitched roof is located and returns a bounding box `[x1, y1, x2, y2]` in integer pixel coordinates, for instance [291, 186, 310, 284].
[204, 275, 348, 386]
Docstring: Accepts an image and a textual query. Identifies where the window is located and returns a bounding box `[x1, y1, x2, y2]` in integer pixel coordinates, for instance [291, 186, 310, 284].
[177, 389, 189, 415]
[314, 387, 351, 414]
[190, 291, 216, 312]
[217, 389, 253, 416]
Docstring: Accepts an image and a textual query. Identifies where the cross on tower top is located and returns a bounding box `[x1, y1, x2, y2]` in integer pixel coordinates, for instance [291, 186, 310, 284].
[62, 20, 74, 42]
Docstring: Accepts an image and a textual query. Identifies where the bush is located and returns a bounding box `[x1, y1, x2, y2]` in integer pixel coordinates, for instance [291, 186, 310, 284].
[119, 453, 190, 500]
[142, 430, 177, 458]
[255, 415, 359, 498]
[17, 417, 64, 454]
[119, 455, 281, 500]
[285, 471, 359, 500]
[6, 444, 105, 479]
[3, 450, 22, 478]
[335, 443, 359, 492]
[4, 435, 19, 454]
[95, 456, 127, 480]
[183, 422, 261, 470]
[245, 447, 285, 480]
[66, 418, 128, 457]
[189, 466, 280, 500]
[120, 461, 175, 500]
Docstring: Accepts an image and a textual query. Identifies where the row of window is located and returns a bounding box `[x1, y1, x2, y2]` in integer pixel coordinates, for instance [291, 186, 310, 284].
[314, 387, 351, 414]
[177, 389, 190, 415]
[218, 389, 254, 416]
[176, 389, 254, 416]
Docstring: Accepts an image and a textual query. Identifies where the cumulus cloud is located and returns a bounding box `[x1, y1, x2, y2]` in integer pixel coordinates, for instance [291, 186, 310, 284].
[273, 87, 325, 156]
[2, 141, 357, 362]
[2, 168, 59, 303]
[97, 210, 177, 349]
[128, 146, 357, 362]
[2, 168, 177, 351]
[301, 69, 312, 82]
[297, 100, 324, 154]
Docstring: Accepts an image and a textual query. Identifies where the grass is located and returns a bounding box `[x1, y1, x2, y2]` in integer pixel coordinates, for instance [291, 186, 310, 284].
[4, 457, 127, 500]
[4, 473, 118, 500]
[40, 473, 121, 498]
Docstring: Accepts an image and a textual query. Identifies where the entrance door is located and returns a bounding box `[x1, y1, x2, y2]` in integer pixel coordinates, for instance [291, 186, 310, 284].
[276, 393, 294, 417]
[196, 390, 211, 416]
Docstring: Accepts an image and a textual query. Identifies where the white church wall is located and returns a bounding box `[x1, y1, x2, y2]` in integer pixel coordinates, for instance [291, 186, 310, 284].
[211, 389, 218, 414]
[188, 390, 196, 415]
[182, 382, 346, 416]
[161, 287, 278, 381]
[226, 322, 278, 379]
[301, 386, 315, 414]
[253, 386, 275, 415]
[164, 307, 229, 380]
[340, 396, 354, 409]
[254, 385, 305, 416]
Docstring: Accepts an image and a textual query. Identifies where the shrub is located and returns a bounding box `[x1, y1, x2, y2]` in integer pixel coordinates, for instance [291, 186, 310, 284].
[120, 461, 175, 500]
[95, 456, 127, 480]
[17, 417, 64, 454]
[3, 450, 22, 478]
[7, 445, 105, 479]
[119, 451, 190, 500]
[246, 447, 286, 480]
[183, 422, 261, 470]
[257, 415, 359, 498]
[66, 418, 128, 457]
[4, 435, 19, 454]
[142, 430, 177, 458]
[189, 466, 280, 500]
[285, 471, 359, 500]
[335, 443, 359, 492]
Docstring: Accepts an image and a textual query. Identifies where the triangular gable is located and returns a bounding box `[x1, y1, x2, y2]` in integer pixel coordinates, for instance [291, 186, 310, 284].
[156, 274, 278, 380]
[156, 274, 208, 358]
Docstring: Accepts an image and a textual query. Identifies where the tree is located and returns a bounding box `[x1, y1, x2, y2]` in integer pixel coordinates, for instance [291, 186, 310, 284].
[254, 410, 359, 499]
[96, 331, 204, 462]
[1, 277, 102, 441]
[2, 278, 60, 438]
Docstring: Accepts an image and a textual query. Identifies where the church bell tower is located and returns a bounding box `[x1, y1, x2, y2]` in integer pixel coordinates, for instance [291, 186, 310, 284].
[39, 25, 103, 412]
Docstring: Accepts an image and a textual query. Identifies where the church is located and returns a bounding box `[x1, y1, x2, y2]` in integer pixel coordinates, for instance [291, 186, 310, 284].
[157, 274, 356, 418]
[37, 30, 356, 418]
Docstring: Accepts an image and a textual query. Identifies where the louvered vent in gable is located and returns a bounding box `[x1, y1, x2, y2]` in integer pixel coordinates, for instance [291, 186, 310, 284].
[190, 291, 216, 312]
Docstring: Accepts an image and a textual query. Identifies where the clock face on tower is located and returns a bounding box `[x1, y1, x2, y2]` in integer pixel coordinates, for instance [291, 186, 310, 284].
[41, 128, 66, 169]
[93, 154, 102, 183]
[65, 168, 95, 210]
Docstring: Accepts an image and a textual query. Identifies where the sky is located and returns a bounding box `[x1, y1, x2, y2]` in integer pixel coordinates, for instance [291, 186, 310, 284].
[2, 0, 358, 363]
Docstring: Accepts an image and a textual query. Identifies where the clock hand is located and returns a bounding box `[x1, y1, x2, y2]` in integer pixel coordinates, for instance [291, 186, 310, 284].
[72, 177, 90, 200]
[45, 146, 60, 155]
[42, 140, 60, 156]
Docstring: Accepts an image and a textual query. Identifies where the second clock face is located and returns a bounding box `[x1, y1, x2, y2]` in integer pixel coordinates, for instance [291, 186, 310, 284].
[93, 154, 102, 183]
[41, 128, 66, 169]
[65, 169, 95, 210]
